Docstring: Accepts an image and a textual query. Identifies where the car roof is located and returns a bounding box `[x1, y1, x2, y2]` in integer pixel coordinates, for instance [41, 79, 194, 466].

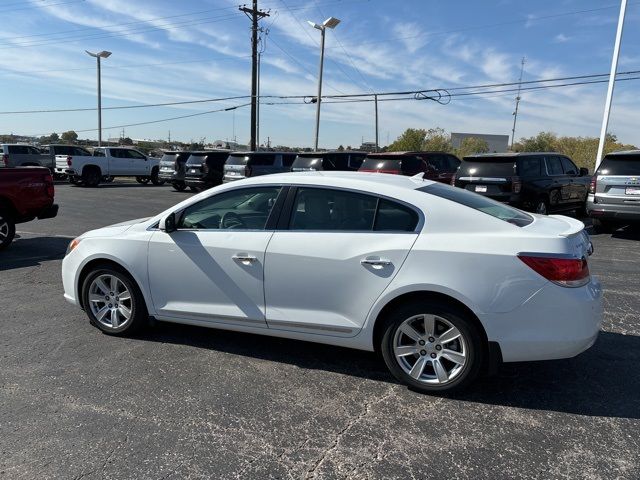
[296, 151, 366, 157]
[366, 151, 449, 157]
[465, 152, 559, 159]
[605, 149, 640, 156]
[228, 151, 291, 155]
[235, 170, 436, 191]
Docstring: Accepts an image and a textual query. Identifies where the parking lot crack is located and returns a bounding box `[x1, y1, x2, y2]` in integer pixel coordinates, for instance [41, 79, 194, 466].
[304, 386, 395, 479]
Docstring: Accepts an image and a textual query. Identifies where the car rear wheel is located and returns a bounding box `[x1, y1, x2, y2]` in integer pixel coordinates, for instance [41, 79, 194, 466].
[0, 209, 16, 250]
[380, 300, 484, 393]
[172, 181, 186, 191]
[82, 266, 147, 335]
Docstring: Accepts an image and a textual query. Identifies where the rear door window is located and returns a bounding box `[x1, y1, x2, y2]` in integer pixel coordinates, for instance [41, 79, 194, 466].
[249, 154, 275, 166]
[545, 156, 564, 175]
[426, 154, 448, 172]
[374, 200, 419, 231]
[560, 157, 578, 175]
[283, 154, 296, 167]
[517, 157, 541, 177]
[8, 145, 29, 154]
[126, 150, 146, 160]
[597, 154, 640, 175]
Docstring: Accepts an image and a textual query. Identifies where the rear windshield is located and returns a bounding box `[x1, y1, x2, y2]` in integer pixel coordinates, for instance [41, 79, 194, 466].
[293, 156, 324, 168]
[419, 183, 533, 227]
[597, 154, 640, 176]
[459, 157, 516, 177]
[226, 155, 249, 166]
[360, 158, 402, 171]
[186, 152, 208, 165]
[187, 152, 229, 165]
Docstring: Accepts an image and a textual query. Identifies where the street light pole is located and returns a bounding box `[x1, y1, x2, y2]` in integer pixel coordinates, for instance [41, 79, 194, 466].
[595, 0, 627, 171]
[308, 17, 340, 152]
[85, 50, 112, 147]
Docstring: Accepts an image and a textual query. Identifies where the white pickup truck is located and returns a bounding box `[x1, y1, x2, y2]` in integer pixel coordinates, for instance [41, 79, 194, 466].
[55, 146, 163, 187]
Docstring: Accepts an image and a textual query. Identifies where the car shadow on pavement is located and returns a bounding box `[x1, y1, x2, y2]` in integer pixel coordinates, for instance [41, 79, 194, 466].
[140, 323, 639, 419]
[0, 235, 71, 271]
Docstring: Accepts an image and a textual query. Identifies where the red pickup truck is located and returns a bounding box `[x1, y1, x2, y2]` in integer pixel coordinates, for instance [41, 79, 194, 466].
[0, 167, 58, 249]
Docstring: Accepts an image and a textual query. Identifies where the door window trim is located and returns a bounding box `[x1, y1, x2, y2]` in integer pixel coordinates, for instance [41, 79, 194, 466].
[277, 185, 424, 233]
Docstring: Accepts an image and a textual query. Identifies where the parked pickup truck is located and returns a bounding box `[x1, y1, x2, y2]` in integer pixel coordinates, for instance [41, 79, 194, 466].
[56, 147, 163, 187]
[2, 144, 53, 171]
[0, 167, 58, 249]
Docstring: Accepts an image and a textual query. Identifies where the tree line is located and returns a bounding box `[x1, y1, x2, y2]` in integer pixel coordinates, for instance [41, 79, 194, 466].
[387, 128, 638, 170]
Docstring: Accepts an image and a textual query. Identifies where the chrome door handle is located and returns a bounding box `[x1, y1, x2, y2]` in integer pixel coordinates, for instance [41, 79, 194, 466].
[232, 253, 257, 264]
[360, 257, 391, 267]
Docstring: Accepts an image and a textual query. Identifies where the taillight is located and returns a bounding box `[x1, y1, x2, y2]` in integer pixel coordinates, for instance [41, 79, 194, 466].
[512, 176, 522, 193]
[203, 162, 209, 174]
[450, 173, 456, 186]
[67, 155, 72, 167]
[589, 176, 597, 194]
[44, 173, 54, 198]
[2, 154, 8, 167]
[518, 254, 590, 287]
[244, 165, 252, 177]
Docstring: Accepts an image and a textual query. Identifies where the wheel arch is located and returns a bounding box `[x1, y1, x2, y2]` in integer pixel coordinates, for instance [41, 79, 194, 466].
[371, 290, 489, 357]
[76, 257, 149, 312]
[81, 164, 102, 176]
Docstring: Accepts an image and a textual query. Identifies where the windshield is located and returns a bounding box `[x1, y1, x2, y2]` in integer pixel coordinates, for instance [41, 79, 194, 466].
[597, 154, 640, 176]
[459, 157, 516, 177]
[419, 183, 533, 227]
[360, 158, 402, 171]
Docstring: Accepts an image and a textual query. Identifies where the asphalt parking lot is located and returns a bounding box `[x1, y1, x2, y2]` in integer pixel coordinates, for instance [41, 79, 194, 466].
[1, 180, 639, 479]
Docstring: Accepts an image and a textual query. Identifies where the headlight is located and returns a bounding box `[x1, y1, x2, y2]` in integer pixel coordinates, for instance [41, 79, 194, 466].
[66, 238, 81, 256]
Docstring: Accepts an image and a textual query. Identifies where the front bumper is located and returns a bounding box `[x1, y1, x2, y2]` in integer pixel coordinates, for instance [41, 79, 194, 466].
[480, 277, 603, 362]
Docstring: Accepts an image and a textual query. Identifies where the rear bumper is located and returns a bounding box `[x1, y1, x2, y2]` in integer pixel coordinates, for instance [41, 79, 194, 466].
[223, 175, 245, 183]
[159, 171, 182, 182]
[586, 196, 640, 221]
[37, 204, 59, 220]
[480, 277, 603, 362]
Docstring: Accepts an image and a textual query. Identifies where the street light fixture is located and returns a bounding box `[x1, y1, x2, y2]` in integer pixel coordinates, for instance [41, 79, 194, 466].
[307, 17, 340, 151]
[85, 50, 112, 147]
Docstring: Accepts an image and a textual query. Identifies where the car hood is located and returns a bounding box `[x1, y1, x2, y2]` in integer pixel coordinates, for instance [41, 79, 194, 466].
[79, 217, 150, 239]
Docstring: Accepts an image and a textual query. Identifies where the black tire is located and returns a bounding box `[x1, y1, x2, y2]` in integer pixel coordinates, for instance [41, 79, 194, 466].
[592, 218, 616, 234]
[69, 176, 82, 185]
[150, 168, 165, 186]
[172, 181, 186, 192]
[0, 209, 16, 250]
[379, 300, 484, 394]
[534, 198, 549, 215]
[82, 167, 101, 187]
[136, 176, 150, 184]
[81, 265, 147, 336]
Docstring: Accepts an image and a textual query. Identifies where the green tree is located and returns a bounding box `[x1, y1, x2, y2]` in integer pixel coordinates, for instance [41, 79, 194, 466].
[337, 145, 344, 151]
[61, 130, 78, 144]
[422, 127, 452, 152]
[513, 132, 558, 152]
[456, 137, 489, 158]
[388, 128, 426, 152]
[119, 137, 134, 146]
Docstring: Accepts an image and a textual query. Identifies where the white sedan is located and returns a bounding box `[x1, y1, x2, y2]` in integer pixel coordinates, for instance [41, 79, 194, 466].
[61, 172, 602, 393]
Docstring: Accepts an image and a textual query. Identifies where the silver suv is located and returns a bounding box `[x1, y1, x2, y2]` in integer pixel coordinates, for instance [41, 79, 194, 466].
[587, 150, 640, 232]
[1, 144, 52, 170]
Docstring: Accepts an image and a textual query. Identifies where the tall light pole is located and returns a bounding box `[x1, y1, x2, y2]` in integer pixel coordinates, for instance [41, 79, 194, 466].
[308, 17, 340, 152]
[85, 50, 112, 146]
[595, 0, 627, 171]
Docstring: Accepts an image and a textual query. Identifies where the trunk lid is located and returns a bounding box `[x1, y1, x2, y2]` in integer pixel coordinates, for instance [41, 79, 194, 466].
[456, 157, 518, 200]
[593, 153, 640, 206]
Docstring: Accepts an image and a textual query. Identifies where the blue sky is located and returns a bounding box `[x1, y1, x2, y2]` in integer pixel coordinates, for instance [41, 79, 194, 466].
[0, 0, 638, 148]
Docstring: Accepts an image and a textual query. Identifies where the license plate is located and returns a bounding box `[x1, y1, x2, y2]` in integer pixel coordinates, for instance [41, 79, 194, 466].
[625, 187, 640, 195]
[475, 185, 487, 193]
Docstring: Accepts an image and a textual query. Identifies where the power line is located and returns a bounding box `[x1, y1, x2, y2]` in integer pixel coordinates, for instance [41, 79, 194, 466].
[0, 0, 86, 14]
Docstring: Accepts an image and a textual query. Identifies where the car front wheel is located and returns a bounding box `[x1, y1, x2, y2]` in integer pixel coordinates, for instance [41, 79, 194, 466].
[380, 300, 484, 393]
[82, 266, 147, 335]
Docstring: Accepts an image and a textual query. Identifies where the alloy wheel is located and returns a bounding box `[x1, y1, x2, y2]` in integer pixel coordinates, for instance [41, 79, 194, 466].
[88, 274, 133, 330]
[0, 217, 8, 242]
[393, 314, 467, 385]
[536, 201, 548, 215]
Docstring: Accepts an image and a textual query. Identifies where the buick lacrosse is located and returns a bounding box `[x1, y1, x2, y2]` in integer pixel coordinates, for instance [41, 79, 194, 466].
[62, 172, 602, 393]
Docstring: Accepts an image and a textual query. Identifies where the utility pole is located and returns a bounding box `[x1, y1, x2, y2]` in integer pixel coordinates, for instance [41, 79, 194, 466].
[168, 130, 171, 143]
[240, 1, 269, 152]
[596, 0, 627, 170]
[510, 57, 525, 150]
[374, 94, 379, 152]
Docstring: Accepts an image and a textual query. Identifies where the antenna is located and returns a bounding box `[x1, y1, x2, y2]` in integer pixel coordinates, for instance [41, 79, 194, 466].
[510, 57, 526, 150]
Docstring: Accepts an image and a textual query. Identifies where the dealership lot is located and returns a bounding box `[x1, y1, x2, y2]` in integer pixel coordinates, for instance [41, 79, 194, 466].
[1, 181, 639, 479]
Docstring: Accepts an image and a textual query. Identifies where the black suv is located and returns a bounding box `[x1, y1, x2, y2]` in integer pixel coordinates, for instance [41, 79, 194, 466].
[291, 151, 367, 172]
[223, 152, 297, 183]
[453, 153, 590, 215]
[184, 150, 230, 191]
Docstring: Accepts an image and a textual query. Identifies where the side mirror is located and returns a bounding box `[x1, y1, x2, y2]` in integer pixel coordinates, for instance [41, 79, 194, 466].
[160, 212, 177, 233]
[579, 167, 589, 176]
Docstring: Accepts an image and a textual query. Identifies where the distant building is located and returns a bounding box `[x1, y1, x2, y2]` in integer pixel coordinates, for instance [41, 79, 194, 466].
[359, 141, 378, 152]
[451, 132, 509, 153]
